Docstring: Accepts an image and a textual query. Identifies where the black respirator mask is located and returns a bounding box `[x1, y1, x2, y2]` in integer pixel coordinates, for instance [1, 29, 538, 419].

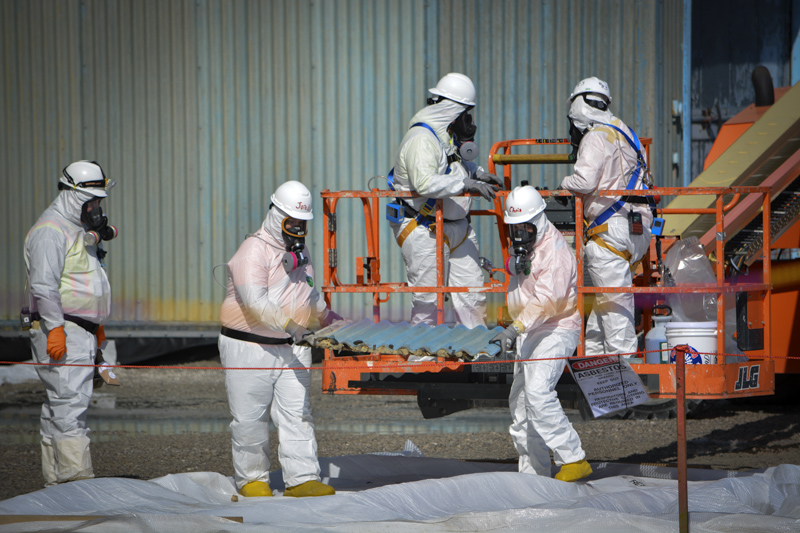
[568, 118, 585, 160]
[281, 217, 309, 273]
[505, 222, 538, 276]
[81, 198, 118, 246]
[450, 109, 479, 162]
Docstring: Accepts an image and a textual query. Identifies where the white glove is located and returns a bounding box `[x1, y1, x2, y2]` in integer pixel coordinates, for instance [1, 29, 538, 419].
[285, 320, 312, 343]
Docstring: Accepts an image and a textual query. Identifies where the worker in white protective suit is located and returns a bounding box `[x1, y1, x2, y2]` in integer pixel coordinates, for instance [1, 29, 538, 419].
[558, 77, 654, 358]
[388, 72, 502, 328]
[218, 180, 344, 498]
[491, 186, 592, 482]
[24, 160, 118, 486]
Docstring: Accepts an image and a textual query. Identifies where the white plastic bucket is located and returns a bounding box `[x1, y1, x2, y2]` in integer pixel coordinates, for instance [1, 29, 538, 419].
[666, 321, 717, 364]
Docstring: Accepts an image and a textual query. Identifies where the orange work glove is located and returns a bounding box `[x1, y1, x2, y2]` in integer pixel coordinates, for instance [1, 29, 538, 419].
[46, 326, 67, 361]
[96, 325, 106, 346]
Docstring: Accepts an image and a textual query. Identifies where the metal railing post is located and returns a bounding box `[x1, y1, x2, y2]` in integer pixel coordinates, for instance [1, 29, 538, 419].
[575, 195, 585, 358]
[322, 195, 333, 308]
[763, 191, 771, 358]
[435, 199, 445, 325]
[676, 344, 689, 533]
[716, 195, 726, 363]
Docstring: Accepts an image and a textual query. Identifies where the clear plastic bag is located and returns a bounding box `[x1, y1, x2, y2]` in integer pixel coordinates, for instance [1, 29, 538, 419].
[663, 237, 716, 321]
[663, 237, 744, 359]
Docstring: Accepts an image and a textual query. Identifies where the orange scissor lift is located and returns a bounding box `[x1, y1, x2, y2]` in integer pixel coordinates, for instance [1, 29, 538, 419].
[320, 138, 775, 415]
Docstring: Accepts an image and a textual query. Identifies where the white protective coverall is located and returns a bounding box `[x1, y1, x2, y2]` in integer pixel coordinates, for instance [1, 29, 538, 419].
[560, 98, 653, 357]
[218, 207, 333, 490]
[389, 99, 486, 328]
[506, 216, 586, 476]
[24, 189, 111, 486]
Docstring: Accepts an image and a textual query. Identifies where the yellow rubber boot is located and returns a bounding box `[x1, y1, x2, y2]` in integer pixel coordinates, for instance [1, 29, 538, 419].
[284, 480, 335, 497]
[240, 481, 273, 497]
[555, 460, 592, 482]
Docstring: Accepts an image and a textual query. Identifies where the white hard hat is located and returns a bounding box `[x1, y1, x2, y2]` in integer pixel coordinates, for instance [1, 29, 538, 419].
[504, 186, 547, 224]
[568, 76, 612, 105]
[271, 180, 313, 220]
[59, 160, 109, 197]
[429, 73, 476, 106]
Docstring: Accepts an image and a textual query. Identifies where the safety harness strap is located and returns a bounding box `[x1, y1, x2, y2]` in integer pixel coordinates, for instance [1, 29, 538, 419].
[449, 232, 469, 253]
[587, 234, 643, 272]
[589, 235, 631, 262]
[389, 121, 461, 247]
[586, 122, 649, 233]
[409, 122, 441, 141]
[387, 122, 451, 192]
[396, 219, 418, 248]
[396, 219, 452, 249]
[396, 219, 469, 252]
[588, 234, 631, 262]
[585, 223, 608, 239]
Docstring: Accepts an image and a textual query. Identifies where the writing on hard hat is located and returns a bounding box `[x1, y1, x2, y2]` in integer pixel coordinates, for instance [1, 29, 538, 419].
[428, 73, 476, 107]
[568, 76, 612, 105]
[271, 181, 314, 220]
[59, 161, 110, 197]
[504, 186, 546, 224]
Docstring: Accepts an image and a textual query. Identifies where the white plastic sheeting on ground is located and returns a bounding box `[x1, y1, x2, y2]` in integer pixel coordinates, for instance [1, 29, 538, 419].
[0, 362, 38, 385]
[1, 443, 798, 532]
[0, 346, 119, 386]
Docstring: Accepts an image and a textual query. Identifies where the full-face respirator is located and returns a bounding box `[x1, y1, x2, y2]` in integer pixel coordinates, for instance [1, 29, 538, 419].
[567, 93, 609, 159]
[428, 96, 479, 162]
[505, 222, 537, 276]
[281, 217, 309, 273]
[81, 198, 119, 247]
[450, 109, 478, 162]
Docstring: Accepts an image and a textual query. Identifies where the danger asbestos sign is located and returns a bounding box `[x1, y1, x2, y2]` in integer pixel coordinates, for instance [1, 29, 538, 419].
[567, 355, 650, 418]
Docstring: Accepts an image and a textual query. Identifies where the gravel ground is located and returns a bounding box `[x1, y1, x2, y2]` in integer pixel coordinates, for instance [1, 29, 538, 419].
[2, 345, 799, 502]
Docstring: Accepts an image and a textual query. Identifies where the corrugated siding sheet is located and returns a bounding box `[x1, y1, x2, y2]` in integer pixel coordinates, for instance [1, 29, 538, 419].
[306, 318, 504, 359]
[1, 0, 683, 326]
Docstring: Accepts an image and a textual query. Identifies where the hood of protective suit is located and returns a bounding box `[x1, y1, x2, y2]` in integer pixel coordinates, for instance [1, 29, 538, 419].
[408, 99, 469, 156]
[518, 213, 551, 255]
[261, 206, 293, 249]
[568, 97, 613, 133]
[509, 213, 553, 259]
[531, 212, 551, 248]
[51, 189, 97, 228]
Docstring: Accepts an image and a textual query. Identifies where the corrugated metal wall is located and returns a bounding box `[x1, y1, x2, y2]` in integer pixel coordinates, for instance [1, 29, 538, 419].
[1, 0, 683, 326]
